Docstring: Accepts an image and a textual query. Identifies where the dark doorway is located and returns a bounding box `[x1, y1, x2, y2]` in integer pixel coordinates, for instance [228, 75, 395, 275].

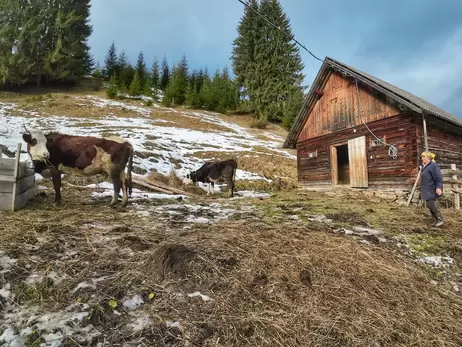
[337, 144, 350, 184]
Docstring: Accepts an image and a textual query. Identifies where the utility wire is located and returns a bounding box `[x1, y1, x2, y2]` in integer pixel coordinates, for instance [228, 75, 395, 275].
[355, 80, 398, 159]
[236, 0, 323, 62]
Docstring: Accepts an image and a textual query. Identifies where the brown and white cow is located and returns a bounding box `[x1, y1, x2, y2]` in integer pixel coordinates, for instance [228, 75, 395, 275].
[22, 128, 134, 207]
[183, 159, 237, 197]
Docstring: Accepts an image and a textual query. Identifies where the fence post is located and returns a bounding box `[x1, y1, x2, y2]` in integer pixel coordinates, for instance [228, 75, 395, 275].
[11, 143, 22, 212]
[451, 164, 460, 210]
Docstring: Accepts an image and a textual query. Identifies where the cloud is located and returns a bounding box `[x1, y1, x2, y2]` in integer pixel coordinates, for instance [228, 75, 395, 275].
[351, 28, 462, 117]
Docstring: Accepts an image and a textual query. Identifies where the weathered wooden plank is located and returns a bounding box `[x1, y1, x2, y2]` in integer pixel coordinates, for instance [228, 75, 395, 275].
[0, 187, 35, 211]
[0, 175, 35, 194]
[451, 164, 460, 210]
[0, 164, 35, 179]
[0, 175, 15, 182]
[441, 169, 462, 176]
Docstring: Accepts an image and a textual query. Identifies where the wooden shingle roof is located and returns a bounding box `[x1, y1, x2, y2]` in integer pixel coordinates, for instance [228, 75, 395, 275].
[283, 57, 462, 148]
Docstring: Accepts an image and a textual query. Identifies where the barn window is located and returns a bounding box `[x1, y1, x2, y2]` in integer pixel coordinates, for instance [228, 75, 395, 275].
[308, 150, 318, 158]
[370, 136, 386, 147]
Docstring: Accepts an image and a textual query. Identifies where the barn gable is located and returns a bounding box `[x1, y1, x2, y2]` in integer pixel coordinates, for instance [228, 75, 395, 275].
[284, 57, 462, 149]
[297, 70, 402, 142]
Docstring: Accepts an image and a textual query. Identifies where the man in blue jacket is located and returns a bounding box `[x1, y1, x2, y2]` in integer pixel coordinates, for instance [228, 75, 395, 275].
[420, 151, 444, 227]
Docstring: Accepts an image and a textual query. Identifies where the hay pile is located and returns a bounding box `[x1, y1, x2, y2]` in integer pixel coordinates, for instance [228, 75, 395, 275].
[1, 194, 461, 346]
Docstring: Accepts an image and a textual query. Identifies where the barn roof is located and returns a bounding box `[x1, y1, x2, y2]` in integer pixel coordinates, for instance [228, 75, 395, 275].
[283, 57, 462, 148]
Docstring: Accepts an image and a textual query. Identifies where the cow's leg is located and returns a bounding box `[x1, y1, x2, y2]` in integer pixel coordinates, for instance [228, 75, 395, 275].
[120, 171, 128, 207]
[226, 175, 234, 198]
[207, 183, 211, 196]
[110, 170, 122, 207]
[211, 182, 215, 195]
[51, 169, 62, 204]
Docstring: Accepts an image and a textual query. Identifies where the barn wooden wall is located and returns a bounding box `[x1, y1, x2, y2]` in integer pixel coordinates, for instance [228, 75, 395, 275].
[298, 71, 401, 141]
[297, 113, 418, 188]
[416, 115, 462, 169]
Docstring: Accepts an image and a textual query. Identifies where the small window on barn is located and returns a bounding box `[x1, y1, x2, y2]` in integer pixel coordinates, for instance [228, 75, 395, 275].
[370, 136, 386, 147]
[308, 150, 318, 158]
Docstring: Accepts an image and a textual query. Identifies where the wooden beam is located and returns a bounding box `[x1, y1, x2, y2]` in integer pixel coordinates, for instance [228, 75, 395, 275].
[451, 164, 460, 210]
[0, 175, 15, 182]
[11, 143, 21, 212]
[422, 112, 429, 152]
[407, 167, 422, 206]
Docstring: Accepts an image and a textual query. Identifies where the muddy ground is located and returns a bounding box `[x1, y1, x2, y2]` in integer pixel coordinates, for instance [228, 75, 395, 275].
[1, 181, 462, 347]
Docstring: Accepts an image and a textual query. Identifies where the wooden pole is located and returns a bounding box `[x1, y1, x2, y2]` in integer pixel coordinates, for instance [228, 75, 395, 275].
[11, 143, 21, 212]
[451, 163, 460, 210]
[422, 112, 429, 152]
[407, 166, 422, 206]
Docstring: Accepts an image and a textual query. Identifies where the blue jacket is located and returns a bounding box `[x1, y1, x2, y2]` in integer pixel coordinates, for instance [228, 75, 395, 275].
[420, 161, 443, 200]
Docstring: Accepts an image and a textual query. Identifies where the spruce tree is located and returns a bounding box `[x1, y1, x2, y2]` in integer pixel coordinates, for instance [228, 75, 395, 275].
[160, 55, 170, 91]
[231, 0, 261, 101]
[117, 50, 133, 92]
[231, 0, 304, 122]
[129, 71, 142, 96]
[135, 51, 148, 91]
[150, 57, 160, 93]
[103, 42, 118, 80]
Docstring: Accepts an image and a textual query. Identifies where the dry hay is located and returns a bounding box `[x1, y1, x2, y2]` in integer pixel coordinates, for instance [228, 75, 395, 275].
[1, 190, 462, 347]
[146, 170, 207, 195]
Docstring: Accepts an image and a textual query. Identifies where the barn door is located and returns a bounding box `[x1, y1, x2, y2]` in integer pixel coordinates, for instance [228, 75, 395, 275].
[348, 136, 368, 188]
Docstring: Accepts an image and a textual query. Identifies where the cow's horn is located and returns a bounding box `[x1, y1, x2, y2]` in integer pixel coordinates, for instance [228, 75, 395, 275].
[23, 125, 31, 135]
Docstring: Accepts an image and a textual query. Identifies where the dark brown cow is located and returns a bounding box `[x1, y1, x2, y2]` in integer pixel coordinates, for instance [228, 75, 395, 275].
[183, 159, 237, 197]
[22, 128, 134, 207]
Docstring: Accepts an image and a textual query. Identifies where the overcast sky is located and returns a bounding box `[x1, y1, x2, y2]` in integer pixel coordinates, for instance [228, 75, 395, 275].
[88, 0, 462, 118]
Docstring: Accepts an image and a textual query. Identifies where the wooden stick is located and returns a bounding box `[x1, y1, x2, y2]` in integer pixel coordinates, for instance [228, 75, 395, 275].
[451, 164, 460, 210]
[407, 167, 422, 206]
[133, 177, 193, 196]
[11, 143, 21, 212]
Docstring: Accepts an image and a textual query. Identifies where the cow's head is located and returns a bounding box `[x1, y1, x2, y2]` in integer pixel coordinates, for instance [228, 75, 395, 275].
[182, 171, 196, 185]
[22, 126, 50, 162]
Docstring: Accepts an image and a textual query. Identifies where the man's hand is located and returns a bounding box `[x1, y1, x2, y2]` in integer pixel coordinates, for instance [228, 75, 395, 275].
[436, 188, 442, 196]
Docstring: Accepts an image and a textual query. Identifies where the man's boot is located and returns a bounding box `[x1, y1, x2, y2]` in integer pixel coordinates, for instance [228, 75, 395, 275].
[434, 211, 444, 228]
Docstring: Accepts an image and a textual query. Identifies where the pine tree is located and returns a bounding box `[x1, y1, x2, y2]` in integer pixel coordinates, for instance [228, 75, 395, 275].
[231, 0, 261, 101]
[103, 42, 118, 80]
[129, 70, 142, 96]
[135, 51, 148, 91]
[160, 55, 170, 91]
[83, 52, 95, 75]
[150, 57, 160, 93]
[231, 0, 304, 122]
[175, 54, 189, 104]
[117, 50, 133, 92]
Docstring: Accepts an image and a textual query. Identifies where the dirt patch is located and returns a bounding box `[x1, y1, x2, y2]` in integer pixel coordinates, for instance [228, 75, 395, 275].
[326, 212, 369, 226]
[116, 235, 153, 251]
[149, 244, 197, 280]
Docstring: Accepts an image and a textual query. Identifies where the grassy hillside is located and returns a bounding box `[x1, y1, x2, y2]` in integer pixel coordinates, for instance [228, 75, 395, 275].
[0, 81, 461, 347]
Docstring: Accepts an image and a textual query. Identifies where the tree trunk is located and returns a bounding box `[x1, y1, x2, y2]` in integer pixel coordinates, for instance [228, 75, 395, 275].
[36, 66, 42, 88]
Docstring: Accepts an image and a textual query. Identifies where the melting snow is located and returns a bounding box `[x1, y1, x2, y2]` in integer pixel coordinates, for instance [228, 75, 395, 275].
[123, 294, 144, 310]
[187, 291, 213, 302]
[418, 256, 455, 268]
[0, 95, 294, 181]
[0, 301, 100, 347]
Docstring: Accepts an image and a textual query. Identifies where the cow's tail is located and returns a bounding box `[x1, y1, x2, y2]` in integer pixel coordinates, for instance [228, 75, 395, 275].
[127, 145, 134, 196]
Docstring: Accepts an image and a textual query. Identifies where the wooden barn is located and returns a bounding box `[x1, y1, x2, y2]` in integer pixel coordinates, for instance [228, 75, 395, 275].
[283, 57, 462, 190]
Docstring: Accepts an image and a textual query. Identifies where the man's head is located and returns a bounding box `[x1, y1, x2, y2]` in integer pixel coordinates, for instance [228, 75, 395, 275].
[421, 151, 435, 165]
[22, 127, 50, 162]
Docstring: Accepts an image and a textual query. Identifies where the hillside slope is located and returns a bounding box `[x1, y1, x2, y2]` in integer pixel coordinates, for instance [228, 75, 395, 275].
[0, 90, 461, 347]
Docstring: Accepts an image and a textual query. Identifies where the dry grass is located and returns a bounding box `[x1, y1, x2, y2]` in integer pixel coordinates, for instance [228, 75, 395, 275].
[186, 150, 298, 189]
[148, 110, 236, 133]
[1, 186, 462, 346]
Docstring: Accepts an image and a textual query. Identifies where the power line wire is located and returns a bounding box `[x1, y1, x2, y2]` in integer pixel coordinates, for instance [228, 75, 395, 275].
[236, 0, 323, 63]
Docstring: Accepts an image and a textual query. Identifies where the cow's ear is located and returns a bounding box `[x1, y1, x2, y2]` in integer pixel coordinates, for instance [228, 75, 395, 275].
[22, 133, 32, 144]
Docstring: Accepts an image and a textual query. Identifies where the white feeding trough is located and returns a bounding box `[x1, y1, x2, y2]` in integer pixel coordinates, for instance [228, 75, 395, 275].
[0, 143, 35, 211]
